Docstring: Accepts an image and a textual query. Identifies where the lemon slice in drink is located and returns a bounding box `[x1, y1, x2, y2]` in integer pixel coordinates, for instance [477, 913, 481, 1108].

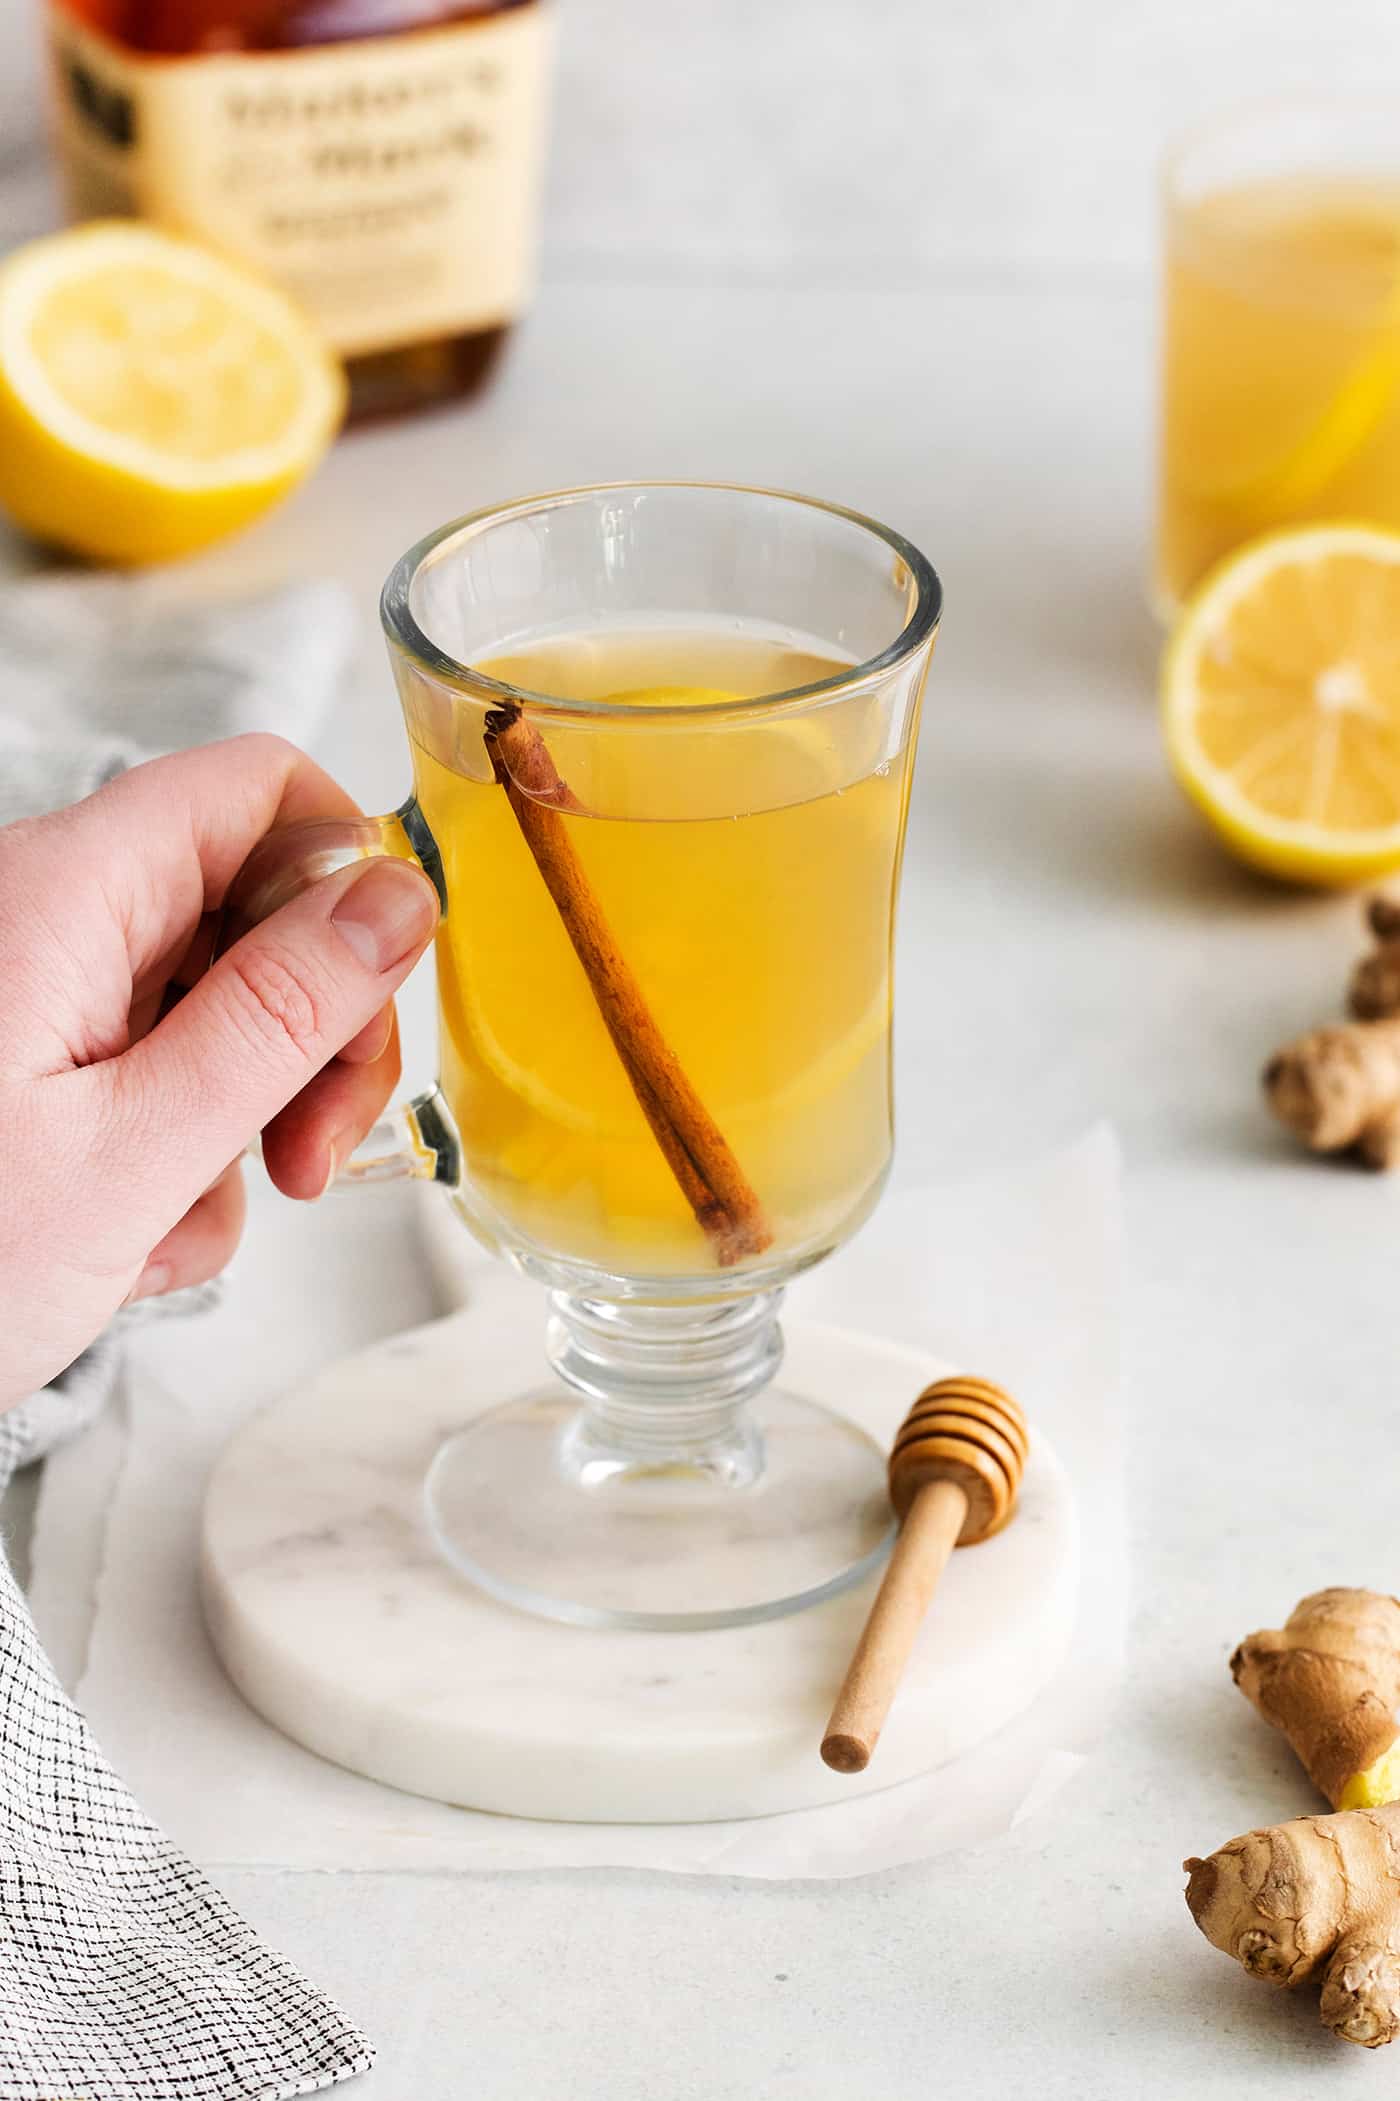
[464, 682, 890, 1134]
[727, 978, 890, 1126]
[0, 222, 345, 564]
[471, 977, 890, 1141]
[1163, 524, 1400, 883]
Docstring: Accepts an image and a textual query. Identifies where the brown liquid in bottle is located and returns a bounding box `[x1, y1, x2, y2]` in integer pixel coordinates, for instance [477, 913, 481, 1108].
[48, 0, 545, 421]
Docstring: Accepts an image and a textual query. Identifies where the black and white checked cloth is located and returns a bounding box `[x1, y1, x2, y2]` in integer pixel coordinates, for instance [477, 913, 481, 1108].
[0, 575, 374, 2096]
[0, 1358, 373, 2099]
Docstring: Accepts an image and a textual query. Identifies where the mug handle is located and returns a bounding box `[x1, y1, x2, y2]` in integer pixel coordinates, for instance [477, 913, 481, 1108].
[219, 798, 458, 1189]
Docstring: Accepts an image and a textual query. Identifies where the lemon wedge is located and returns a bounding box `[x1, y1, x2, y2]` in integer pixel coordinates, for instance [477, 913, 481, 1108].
[1163, 524, 1400, 884]
[0, 222, 345, 563]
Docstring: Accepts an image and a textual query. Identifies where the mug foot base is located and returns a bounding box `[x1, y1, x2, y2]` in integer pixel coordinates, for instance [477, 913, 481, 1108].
[424, 1388, 894, 1631]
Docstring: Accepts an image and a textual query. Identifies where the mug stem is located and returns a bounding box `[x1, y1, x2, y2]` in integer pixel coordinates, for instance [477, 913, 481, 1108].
[548, 1288, 784, 1490]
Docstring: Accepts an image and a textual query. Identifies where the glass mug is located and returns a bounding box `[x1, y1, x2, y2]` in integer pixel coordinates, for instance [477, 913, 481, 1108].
[228, 483, 940, 1630]
[1157, 101, 1400, 611]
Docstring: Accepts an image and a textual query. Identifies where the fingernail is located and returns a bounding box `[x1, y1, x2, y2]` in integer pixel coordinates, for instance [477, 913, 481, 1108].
[317, 1140, 340, 1199]
[331, 861, 437, 974]
[125, 1261, 171, 1304]
[340, 1004, 394, 1066]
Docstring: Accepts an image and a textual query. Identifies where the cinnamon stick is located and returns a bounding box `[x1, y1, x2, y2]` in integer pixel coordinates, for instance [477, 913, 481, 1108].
[483, 700, 772, 1267]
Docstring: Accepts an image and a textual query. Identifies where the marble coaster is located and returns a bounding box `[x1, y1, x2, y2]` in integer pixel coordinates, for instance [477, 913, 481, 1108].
[200, 1267, 1078, 1824]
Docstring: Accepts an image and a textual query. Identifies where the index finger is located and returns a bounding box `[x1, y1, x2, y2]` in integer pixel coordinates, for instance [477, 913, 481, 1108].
[25, 732, 366, 987]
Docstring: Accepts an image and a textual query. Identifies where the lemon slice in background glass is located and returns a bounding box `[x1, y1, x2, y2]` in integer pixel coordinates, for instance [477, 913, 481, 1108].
[1194, 197, 1400, 521]
[0, 222, 345, 564]
[1218, 284, 1400, 518]
[1163, 523, 1400, 884]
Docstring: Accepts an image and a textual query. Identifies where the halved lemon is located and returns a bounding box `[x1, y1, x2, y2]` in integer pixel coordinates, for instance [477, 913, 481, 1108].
[0, 222, 345, 564]
[1163, 524, 1400, 884]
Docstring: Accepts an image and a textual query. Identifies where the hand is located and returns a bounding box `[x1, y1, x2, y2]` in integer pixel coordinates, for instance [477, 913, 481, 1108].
[0, 733, 439, 1406]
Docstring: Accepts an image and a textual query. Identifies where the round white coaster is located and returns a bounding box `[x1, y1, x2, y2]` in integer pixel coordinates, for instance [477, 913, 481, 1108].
[200, 1266, 1078, 1823]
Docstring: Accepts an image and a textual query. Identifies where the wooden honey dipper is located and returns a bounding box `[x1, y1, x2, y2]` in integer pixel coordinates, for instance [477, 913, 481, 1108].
[821, 1375, 1028, 1774]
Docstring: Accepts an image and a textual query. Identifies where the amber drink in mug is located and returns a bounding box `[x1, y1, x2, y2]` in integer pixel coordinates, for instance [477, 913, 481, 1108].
[230, 484, 940, 1629]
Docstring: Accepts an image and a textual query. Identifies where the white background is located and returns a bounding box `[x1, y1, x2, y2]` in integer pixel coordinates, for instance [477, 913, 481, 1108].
[3, 1, 1400, 275]
[4, 4, 1400, 2097]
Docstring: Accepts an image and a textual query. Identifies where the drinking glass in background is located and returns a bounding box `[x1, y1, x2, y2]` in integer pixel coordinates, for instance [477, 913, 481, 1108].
[1156, 103, 1400, 613]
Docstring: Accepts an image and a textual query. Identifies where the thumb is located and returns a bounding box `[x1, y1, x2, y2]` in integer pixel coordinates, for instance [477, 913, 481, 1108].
[106, 857, 438, 1217]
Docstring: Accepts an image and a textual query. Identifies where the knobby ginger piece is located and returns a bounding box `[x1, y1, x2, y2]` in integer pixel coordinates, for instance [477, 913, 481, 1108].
[1186, 1806, 1400, 2047]
[1232, 1588, 1400, 1809]
[1350, 894, 1400, 1019]
[1264, 894, 1400, 1167]
[1263, 1019, 1400, 1165]
[1185, 1590, 1400, 2046]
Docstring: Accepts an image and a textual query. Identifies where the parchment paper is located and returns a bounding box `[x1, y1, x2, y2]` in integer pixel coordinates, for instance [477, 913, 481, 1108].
[31, 1128, 1124, 1879]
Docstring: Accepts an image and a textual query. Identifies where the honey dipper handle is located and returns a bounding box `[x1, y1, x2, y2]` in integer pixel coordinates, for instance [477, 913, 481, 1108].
[820, 1478, 969, 1773]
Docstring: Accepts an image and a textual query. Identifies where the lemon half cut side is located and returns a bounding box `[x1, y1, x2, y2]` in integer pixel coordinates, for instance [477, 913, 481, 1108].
[1163, 523, 1400, 885]
[0, 222, 345, 564]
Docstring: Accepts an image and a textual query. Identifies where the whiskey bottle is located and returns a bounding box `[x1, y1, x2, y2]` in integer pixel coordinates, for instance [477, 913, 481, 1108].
[45, 0, 553, 420]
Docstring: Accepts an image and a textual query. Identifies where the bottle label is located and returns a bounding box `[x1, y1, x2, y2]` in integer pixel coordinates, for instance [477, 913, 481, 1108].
[46, 6, 552, 358]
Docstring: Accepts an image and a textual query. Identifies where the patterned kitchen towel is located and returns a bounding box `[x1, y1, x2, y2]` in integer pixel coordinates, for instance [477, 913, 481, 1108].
[0, 1432, 372, 2100]
[0, 571, 373, 2097]
[0, 570, 357, 825]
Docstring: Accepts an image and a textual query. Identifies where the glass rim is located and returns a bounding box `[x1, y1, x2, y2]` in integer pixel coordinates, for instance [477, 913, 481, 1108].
[379, 480, 942, 721]
[1161, 94, 1400, 208]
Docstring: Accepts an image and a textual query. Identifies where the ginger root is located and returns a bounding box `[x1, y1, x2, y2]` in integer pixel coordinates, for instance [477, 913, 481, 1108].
[1263, 1020, 1400, 1166]
[1184, 1590, 1400, 2047]
[1350, 896, 1400, 1019]
[1264, 895, 1400, 1167]
[1186, 1806, 1400, 2047]
[1232, 1588, 1400, 1810]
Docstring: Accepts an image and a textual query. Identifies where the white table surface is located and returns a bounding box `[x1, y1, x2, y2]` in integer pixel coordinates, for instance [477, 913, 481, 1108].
[6, 6, 1400, 2092]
